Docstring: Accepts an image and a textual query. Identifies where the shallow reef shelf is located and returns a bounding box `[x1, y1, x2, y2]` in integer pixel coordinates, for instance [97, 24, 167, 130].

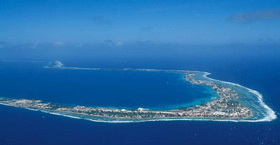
[0, 61, 276, 123]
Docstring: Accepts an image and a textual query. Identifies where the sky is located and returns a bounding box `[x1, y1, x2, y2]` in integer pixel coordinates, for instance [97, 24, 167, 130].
[1, 0, 280, 46]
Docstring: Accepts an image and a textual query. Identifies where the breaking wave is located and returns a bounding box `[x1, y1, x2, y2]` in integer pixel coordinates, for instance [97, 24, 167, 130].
[0, 61, 276, 123]
[202, 72, 276, 122]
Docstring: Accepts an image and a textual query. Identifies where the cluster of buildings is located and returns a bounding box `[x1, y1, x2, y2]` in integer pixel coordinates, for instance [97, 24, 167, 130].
[0, 72, 252, 120]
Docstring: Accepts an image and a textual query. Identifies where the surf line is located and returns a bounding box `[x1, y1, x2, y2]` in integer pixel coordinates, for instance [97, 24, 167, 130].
[1, 61, 276, 123]
[42, 61, 277, 122]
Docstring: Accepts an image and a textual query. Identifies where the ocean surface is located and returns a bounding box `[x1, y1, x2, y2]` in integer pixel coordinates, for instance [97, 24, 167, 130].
[0, 56, 279, 145]
[0, 62, 216, 110]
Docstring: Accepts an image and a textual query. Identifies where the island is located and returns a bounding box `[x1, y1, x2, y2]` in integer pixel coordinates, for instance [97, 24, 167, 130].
[0, 61, 276, 122]
[0, 72, 253, 120]
[46, 61, 63, 68]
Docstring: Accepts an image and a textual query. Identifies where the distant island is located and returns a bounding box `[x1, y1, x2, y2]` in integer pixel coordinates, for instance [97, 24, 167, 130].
[46, 61, 63, 68]
[0, 61, 276, 122]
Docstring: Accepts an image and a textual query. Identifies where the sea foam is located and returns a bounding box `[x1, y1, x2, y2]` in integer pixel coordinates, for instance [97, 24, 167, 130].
[0, 61, 276, 123]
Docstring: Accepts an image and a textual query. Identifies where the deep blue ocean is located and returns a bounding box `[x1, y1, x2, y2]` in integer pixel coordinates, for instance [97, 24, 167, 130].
[0, 55, 279, 145]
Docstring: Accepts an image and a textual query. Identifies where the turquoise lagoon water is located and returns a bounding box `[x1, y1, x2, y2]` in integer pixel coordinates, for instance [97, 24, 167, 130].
[0, 59, 279, 145]
[0, 62, 216, 111]
[0, 61, 275, 122]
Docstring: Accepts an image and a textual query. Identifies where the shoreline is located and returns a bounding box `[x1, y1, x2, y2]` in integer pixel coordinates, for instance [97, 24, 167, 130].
[0, 62, 276, 123]
[0, 72, 255, 122]
[202, 72, 277, 122]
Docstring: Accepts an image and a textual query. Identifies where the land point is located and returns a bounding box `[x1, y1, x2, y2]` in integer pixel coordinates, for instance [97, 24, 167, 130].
[0, 72, 252, 120]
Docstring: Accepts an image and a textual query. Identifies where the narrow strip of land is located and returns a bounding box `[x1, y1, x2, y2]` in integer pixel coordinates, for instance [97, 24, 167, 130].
[0, 72, 252, 120]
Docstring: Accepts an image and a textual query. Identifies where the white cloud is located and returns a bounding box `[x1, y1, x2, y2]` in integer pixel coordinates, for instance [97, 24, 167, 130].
[53, 41, 66, 46]
[115, 42, 123, 46]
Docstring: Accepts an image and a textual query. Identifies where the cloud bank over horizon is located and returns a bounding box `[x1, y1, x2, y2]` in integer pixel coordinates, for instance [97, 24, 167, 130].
[228, 10, 280, 23]
[0, 1, 280, 45]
